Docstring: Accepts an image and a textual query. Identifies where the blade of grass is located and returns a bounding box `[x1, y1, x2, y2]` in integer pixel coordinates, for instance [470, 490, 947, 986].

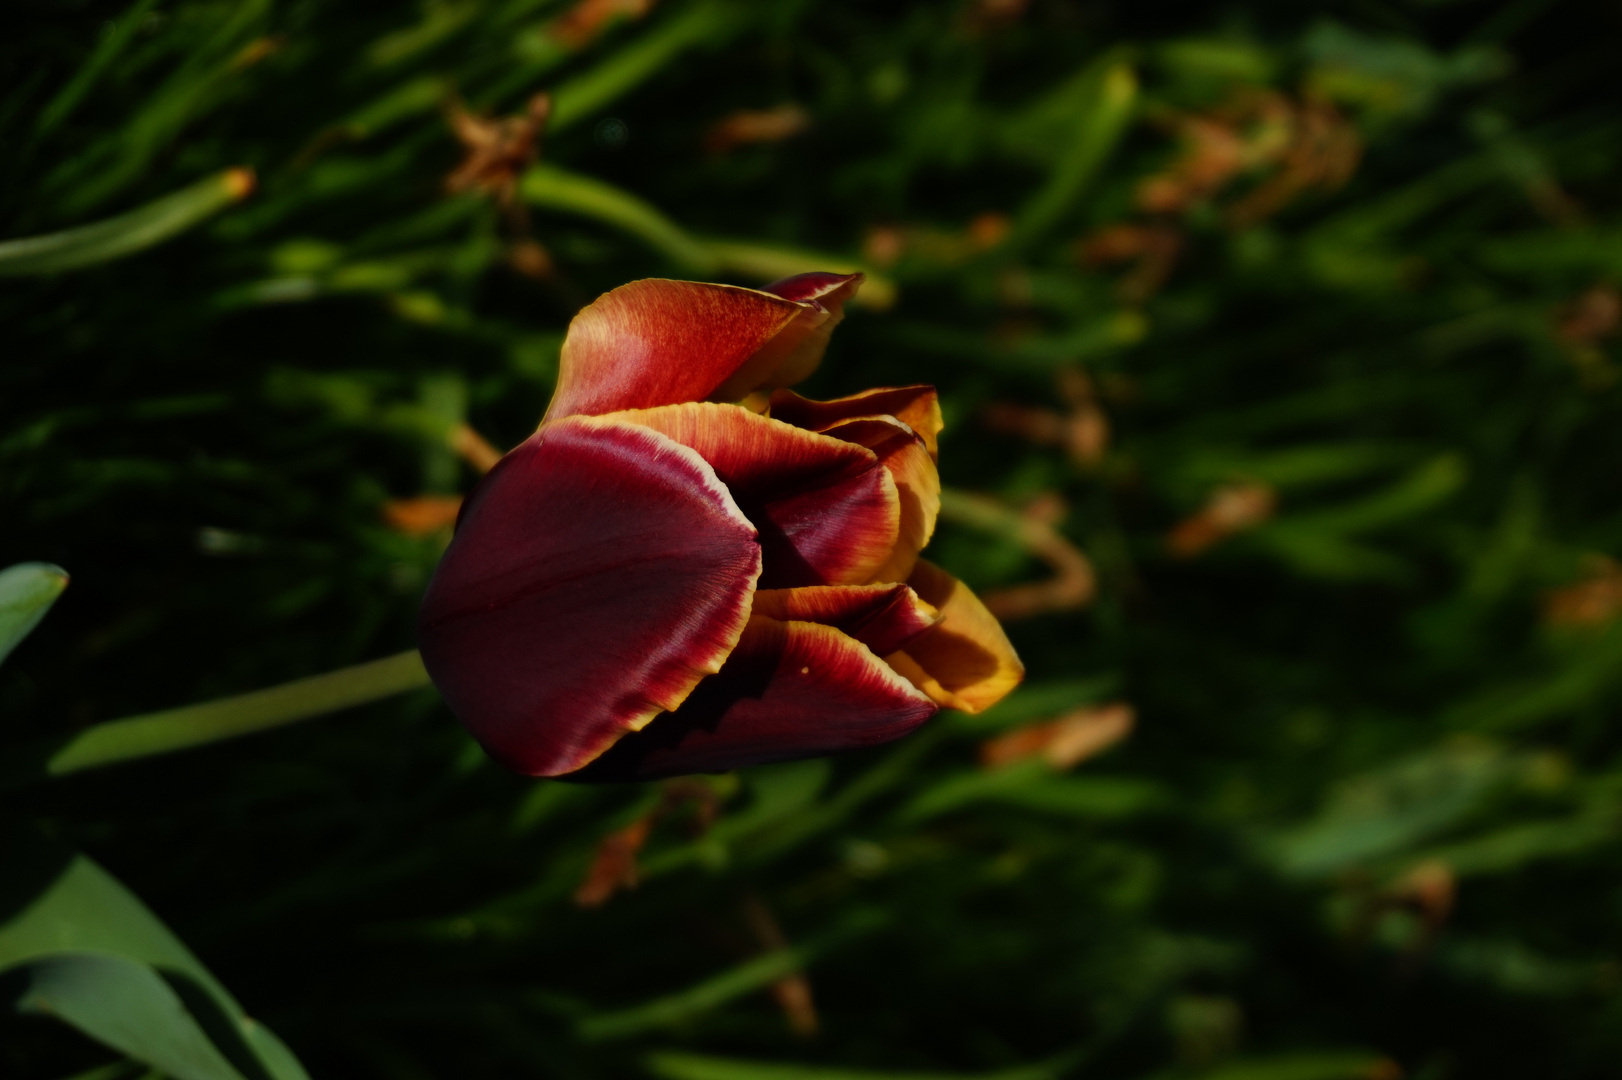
[1010, 58, 1137, 247]
[36, 0, 164, 136]
[0, 650, 431, 786]
[548, 2, 741, 132]
[0, 169, 254, 275]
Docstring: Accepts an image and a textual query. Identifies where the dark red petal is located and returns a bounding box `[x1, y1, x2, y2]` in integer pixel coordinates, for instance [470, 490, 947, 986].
[605, 403, 899, 588]
[545, 279, 803, 419]
[751, 583, 939, 656]
[763, 271, 864, 305]
[571, 615, 938, 781]
[819, 416, 941, 584]
[769, 385, 943, 459]
[887, 560, 1024, 714]
[418, 417, 761, 776]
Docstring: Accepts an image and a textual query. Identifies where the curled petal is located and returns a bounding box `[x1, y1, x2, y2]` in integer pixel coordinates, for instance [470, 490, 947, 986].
[573, 615, 938, 781]
[763, 271, 864, 305]
[606, 403, 899, 588]
[770, 385, 943, 459]
[419, 417, 762, 776]
[820, 416, 941, 585]
[737, 271, 866, 392]
[751, 583, 939, 656]
[887, 559, 1024, 714]
[546, 279, 831, 419]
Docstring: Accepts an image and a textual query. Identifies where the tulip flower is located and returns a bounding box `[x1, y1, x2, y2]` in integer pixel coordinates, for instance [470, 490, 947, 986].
[418, 272, 1023, 780]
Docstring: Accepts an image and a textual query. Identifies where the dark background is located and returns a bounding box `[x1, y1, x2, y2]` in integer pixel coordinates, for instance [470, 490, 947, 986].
[5, 1, 1622, 1077]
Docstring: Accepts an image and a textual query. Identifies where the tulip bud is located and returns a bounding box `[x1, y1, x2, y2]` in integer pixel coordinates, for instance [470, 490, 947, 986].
[419, 276, 1023, 780]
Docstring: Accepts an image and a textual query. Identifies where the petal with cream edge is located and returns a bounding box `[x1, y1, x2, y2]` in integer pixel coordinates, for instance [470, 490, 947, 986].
[605, 402, 899, 588]
[887, 559, 1024, 714]
[547, 276, 862, 420]
[418, 417, 762, 777]
[770, 385, 944, 459]
[573, 616, 939, 781]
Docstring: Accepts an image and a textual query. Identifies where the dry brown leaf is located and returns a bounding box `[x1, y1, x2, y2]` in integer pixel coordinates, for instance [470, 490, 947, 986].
[938, 490, 1095, 621]
[1166, 482, 1277, 558]
[963, 0, 1028, 33]
[1544, 556, 1622, 628]
[448, 423, 505, 475]
[862, 225, 906, 268]
[445, 92, 551, 209]
[1135, 91, 1359, 226]
[574, 816, 653, 908]
[1079, 223, 1183, 301]
[1137, 114, 1253, 214]
[1556, 285, 1621, 346]
[741, 893, 819, 1037]
[967, 211, 1012, 250]
[980, 702, 1135, 770]
[382, 495, 464, 536]
[982, 369, 1111, 468]
[705, 104, 811, 154]
[549, 0, 655, 50]
[1226, 97, 1361, 229]
[574, 780, 723, 909]
[1388, 859, 1457, 928]
[508, 239, 556, 280]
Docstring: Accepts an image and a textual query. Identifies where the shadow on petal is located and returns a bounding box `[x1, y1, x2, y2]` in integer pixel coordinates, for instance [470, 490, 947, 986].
[573, 616, 938, 781]
[607, 403, 900, 588]
[888, 559, 1024, 714]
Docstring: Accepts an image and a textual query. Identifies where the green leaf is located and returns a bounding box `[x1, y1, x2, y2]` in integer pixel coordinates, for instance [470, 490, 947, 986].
[0, 825, 310, 1080]
[17, 953, 248, 1080]
[0, 562, 69, 667]
[0, 170, 254, 276]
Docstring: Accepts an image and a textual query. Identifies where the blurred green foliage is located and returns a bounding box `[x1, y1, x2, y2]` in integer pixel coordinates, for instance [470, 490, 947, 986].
[5, 0, 1622, 1077]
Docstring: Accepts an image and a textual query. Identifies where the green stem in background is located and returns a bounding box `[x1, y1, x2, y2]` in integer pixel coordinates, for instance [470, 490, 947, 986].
[523, 163, 720, 272]
[521, 164, 896, 305]
[34, 649, 431, 780]
[0, 168, 255, 276]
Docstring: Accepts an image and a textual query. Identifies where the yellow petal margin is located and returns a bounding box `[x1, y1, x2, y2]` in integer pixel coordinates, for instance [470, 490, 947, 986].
[886, 559, 1024, 713]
